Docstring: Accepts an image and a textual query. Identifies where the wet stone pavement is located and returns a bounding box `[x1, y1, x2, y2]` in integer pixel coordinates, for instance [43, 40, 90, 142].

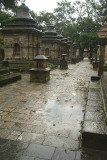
[0, 59, 107, 160]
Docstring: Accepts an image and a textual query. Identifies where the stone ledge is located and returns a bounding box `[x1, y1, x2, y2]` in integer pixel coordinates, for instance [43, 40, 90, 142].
[0, 74, 21, 87]
[82, 80, 107, 151]
[0, 68, 9, 75]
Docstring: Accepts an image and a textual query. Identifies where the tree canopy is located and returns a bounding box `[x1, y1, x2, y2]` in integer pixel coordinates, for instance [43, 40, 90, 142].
[0, 0, 106, 51]
[0, 0, 25, 11]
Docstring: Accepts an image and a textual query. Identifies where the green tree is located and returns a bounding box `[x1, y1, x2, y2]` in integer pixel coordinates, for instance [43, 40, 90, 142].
[54, 0, 75, 32]
[0, 0, 25, 11]
[0, 11, 14, 27]
[30, 10, 56, 30]
[78, 17, 100, 50]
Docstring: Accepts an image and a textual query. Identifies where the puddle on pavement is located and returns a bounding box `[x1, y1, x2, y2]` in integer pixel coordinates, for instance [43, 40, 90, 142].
[44, 98, 83, 119]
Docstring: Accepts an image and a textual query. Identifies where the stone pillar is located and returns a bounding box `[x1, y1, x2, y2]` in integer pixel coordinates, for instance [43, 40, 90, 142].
[60, 54, 68, 69]
[98, 45, 105, 77]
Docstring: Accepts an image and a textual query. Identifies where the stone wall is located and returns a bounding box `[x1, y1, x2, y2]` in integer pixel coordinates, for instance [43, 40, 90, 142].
[41, 41, 61, 59]
[4, 33, 41, 60]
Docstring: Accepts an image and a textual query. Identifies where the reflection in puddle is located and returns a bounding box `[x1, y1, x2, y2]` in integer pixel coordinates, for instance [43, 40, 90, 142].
[45, 99, 83, 119]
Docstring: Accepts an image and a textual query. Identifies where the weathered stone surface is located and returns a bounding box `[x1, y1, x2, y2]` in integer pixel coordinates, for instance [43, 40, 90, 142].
[0, 73, 21, 87]
[85, 111, 102, 122]
[88, 88, 101, 100]
[18, 132, 44, 144]
[86, 105, 99, 112]
[1, 60, 106, 158]
[19, 156, 35, 160]
[82, 79, 107, 151]
[90, 81, 100, 88]
[52, 148, 76, 160]
[83, 121, 105, 134]
[43, 135, 65, 148]
[87, 99, 101, 106]
[43, 135, 79, 150]
[0, 128, 11, 138]
[23, 144, 55, 159]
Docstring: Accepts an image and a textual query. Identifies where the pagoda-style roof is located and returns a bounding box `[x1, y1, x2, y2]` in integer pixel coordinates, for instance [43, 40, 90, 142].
[67, 37, 72, 46]
[2, 3, 42, 35]
[42, 25, 58, 41]
[61, 37, 68, 45]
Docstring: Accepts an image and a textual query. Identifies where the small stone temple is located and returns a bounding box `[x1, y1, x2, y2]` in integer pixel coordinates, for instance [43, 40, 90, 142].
[2, 3, 43, 60]
[30, 55, 50, 83]
[41, 25, 61, 60]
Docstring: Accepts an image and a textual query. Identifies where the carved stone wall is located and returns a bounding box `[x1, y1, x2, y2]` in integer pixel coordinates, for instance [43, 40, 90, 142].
[4, 33, 42, 60]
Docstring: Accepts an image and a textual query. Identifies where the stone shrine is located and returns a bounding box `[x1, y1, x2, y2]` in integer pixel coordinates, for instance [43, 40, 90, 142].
[41, 25, 60, 60]
[29, 55, 50, 83]
[2, 3, 42, 60]
[60, 54, 68, 69]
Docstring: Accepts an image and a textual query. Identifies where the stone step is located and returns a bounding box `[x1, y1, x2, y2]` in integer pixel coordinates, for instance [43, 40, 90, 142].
[0, 68, 9, 75]
[9, 67, 30, 72]
[82, 80, 107, 151]
[0, 74, 21, 87]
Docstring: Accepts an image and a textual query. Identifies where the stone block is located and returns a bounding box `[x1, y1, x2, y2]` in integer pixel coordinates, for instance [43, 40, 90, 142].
[91, 76, 100, 81]
[88, 88, 101, 100]
[52, 148, 76, 160]
[30, 68, 50, 83]
[23, 144, 55, 159]
[82, 121, 107, 151]
[85, 111, 102, 122]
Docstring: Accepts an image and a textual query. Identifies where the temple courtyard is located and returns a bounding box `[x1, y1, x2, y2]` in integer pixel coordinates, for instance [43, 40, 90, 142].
[0, 58, 107, 160]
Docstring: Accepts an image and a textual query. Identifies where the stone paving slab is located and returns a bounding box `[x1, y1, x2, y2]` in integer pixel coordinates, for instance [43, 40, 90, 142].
[0, 60, 107, 159]
[86, 105, 100, 112]
[88, 88, 102, 100]
[52, 148, 76, 160]
[23, 144, 55, 159]
[89, 81, 100, 88]
[85, 111, 103, 122]
[83, 121, 106, 134]
[82, 79, 107, 151]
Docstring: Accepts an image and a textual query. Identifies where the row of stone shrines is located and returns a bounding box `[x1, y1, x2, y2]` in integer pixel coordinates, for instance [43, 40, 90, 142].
[2, 3, 81, 61]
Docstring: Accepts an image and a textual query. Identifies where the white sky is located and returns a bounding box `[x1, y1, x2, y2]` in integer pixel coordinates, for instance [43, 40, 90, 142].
[25, 0, 78, 14]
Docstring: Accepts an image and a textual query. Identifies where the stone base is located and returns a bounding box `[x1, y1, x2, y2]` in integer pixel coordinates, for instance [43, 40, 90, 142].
[60, 60, 68, 69]
[71, 58, 77, 64]
[91, 76, 100, 81]
[30, 68, 50, 83]
[93, 61, 99, 68]
[0, 74, 21, 87]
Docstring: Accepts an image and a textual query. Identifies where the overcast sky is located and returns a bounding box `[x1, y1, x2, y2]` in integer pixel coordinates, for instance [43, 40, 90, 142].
[25, 0, 78, 14]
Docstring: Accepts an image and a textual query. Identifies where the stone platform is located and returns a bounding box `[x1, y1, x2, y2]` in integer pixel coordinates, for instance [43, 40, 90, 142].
[0, 68, 21, 87]
[0, 59, 107, 159]
[82, 80, 107, 151]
